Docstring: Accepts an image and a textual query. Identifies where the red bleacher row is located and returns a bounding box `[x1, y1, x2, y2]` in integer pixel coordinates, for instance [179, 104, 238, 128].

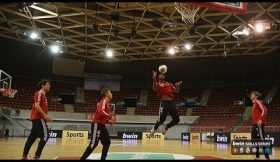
[0, 78, 280, 132]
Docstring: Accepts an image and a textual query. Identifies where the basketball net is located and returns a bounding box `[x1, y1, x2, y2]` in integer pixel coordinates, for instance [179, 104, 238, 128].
[174, 2, 200, 24]
[0, 88, 17, 98]
[0, 70, 16, 98]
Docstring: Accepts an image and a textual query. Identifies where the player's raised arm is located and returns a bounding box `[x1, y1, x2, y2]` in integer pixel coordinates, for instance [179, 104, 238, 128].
[152, 70, 157, 92]
[173, 81, 183, 93]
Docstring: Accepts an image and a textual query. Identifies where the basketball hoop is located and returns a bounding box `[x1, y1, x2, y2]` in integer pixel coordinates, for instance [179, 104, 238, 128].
[0, 88, 17, 98]
[0, 70, 16, 98]
[174, 2, 200, 24]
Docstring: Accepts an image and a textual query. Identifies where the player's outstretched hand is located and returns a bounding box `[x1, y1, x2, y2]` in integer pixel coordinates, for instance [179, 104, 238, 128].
[175, 81, 183, 87]
[152, 70, 157, 79]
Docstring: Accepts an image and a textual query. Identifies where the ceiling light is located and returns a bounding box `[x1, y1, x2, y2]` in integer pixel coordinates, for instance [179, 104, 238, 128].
[255, 23, 264, 33]
[168, 47, 176, 55]
[49, 45, 61, 54]
[29, 32, 39, 39]
[106, 49, 113, 58]
[184, 43, 193, 50]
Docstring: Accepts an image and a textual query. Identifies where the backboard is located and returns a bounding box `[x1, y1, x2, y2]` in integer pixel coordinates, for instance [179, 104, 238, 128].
[196, 2, 247, 14]
[0, 70, 17, 98]
[175, 2, 247, 24]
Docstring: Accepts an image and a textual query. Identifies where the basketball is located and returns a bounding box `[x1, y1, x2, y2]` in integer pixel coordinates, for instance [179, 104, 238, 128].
[159, 65, 167, 73]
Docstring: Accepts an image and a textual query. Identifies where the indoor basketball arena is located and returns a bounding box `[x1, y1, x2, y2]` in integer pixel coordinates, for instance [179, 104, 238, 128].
[1, 2, 280, 160]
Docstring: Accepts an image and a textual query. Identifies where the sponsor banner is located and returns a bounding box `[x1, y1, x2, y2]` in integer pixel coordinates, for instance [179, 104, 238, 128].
[117, 132, 142, 139]
[181, 133, 190, 141]
[142, 132, 164, 140]
[190, 133, 201, 142]
[201, 132, 214, 141]
[230, 133, 251, 141]
[49, 130, 62, 138]
[62, 130, 88, 145]
[214, 133, 230, 144]
[264, 132, 280, 147]
[231, 140, 272, 155]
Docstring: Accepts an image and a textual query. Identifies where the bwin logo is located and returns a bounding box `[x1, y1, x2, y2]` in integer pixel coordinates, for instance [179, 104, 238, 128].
[217, 135, 227, 142]
[49, 132, 57, 138]
[182, 135, 189, 140]
[122, 133, 138, 139]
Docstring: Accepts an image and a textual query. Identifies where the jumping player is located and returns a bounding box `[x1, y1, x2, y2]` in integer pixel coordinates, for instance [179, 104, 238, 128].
[81, 88, 116, 160]
[250, 91, 270, 160]
[150, 66, 182, 136]
[21, 80, 53, 160]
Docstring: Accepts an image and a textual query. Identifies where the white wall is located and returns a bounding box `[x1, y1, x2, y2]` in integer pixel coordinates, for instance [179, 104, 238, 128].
[18, 110, 199, 124]
[5, 110, 198, 139]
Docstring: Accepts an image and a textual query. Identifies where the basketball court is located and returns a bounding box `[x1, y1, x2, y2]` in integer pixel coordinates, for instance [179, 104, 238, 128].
[1, 2, 280, 160]
[1, 138, 279, 160]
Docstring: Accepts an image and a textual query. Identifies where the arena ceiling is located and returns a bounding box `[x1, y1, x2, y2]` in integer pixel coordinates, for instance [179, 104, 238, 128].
[0, 2, 280, 61]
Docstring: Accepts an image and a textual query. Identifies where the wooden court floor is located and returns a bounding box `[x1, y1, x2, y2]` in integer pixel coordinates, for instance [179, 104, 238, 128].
[0, 137, 279, 160]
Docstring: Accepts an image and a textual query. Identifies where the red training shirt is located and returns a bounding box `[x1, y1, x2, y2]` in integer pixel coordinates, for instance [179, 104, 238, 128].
[156, 80, 175, 100]
[252, 100, 268, 125]
[92, 98, 113, 125]
[31, 89, 48, 120]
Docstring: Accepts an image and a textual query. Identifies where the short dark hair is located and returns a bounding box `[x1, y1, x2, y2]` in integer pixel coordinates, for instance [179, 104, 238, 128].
[251, 91, 261, 99]
[101, 88, 110, 97]
[37, 79, 50, 90]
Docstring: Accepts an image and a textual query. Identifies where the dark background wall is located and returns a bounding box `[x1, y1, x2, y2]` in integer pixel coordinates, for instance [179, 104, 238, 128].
[1, 37, 280, 86]
[0, 37, 52, 79]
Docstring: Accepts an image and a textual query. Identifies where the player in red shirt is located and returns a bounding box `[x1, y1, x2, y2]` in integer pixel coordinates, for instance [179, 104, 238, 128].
[250, 91, 270, 160]
[21, 80, 53, 160]
[150, 69, 182, 136]
[81, 88, 116, 160]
